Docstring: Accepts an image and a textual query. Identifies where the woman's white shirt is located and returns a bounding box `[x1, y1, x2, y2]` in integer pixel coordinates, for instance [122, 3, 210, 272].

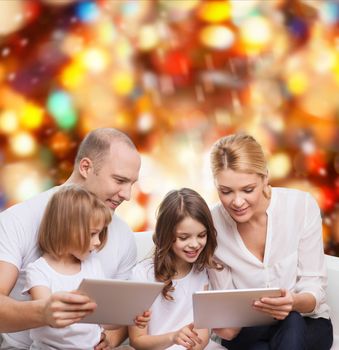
[209, 187, 329, 319]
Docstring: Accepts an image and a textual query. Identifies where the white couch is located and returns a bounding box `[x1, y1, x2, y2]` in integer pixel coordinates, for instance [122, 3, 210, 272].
[134, 231, 339, 349]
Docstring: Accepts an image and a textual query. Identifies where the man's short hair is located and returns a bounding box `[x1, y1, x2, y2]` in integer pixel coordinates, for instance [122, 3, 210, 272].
[75, 128, 136, 171]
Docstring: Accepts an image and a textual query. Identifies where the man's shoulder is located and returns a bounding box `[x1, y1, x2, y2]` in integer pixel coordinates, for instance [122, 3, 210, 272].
[1, 187, 58, 218]
[108, 214, 133, 234]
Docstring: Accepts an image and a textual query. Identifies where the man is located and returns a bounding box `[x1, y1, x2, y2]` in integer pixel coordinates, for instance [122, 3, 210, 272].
[0, 128, 141, 349]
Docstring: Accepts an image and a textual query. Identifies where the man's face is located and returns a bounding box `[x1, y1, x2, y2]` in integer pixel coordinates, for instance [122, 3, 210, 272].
[83, 142, 141, 212]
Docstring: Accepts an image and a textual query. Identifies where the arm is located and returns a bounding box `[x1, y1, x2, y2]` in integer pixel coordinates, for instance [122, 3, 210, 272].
[254, 194, 324, 319]
[0, 261, 97, 332]
[129, 323, 208, 350]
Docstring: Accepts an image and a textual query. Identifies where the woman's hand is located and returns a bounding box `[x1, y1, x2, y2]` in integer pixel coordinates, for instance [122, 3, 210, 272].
[134, 310, 151, 329]
[171, 323, 202, 349]
[253, 288, 294, 320]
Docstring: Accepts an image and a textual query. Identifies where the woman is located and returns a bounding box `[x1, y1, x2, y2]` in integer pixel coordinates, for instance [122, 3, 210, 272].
[208, 133, 333, 350]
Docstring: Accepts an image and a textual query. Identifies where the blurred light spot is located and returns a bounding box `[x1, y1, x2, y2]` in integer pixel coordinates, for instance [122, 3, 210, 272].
[47, 91, 77, 130]
[159, 0, 200, 11]
[20, 102, 44, 130]
[200, 25, 235, 50]
[111, 70, 135, 96]
[81, 48, 109, 74]
[10, 132, 37, 157]
[137, 113, 154, 133]
[197, 1, 231, 23]
[60, 62, 85, 89]
[0, 110, 19, 134]
[138, 25, 159, 51]
[1, 162, 49, 202]
[268, 153, 291, 179]
[75, 1, 99, 22]
[240, 16, 272, 53]
[287, 72, 309, 95]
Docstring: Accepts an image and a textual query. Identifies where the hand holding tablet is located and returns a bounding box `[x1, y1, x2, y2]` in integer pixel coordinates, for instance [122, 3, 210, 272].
[193, 288, 282, 329]
[77, 279, 163, 325]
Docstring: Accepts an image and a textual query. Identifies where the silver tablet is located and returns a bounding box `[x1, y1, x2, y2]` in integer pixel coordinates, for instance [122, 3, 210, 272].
[78, 278, 163, 325]
[193, 288, 281, 329]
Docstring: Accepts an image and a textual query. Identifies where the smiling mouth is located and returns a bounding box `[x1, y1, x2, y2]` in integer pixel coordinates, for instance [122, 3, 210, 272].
[107, 199, 121, 209]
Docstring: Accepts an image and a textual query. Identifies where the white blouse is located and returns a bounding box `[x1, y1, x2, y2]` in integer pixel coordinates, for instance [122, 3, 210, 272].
[208, 187, 330, 319]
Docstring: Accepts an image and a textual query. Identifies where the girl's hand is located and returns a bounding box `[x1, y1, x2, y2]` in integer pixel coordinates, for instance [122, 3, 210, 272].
[94, 332, 111, 350]
[134, 310, 151, 329]
[253, 288, 294, 320]
[172, 323, 202, 349]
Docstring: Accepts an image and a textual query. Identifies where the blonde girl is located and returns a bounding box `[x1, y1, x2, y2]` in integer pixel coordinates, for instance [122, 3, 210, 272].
[23, 185, 111, 350]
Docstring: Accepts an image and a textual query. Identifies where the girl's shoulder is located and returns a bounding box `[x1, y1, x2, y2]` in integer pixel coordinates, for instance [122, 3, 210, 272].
[132, 258, 155, 282]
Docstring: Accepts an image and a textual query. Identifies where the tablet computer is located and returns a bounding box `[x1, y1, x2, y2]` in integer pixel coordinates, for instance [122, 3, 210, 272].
[193, 288, 281, 329]
[78, 278, 163, 325]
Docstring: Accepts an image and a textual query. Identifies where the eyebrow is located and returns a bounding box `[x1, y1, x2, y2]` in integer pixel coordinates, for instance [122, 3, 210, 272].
[176, 229, 207, 236]
[218, 182, 257, 190]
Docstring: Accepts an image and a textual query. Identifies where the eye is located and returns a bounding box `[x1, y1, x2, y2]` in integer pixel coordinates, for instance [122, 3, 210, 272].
[219, 189, 231, 195]
[178, 236, 188, 241]
[244, 188, 254, 193]
[198, 232, 207, 239]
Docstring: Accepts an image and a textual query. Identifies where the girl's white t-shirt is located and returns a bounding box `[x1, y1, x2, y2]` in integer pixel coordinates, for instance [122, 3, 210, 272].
[132, 258, 208, 350]
[22, 255, 104, 350]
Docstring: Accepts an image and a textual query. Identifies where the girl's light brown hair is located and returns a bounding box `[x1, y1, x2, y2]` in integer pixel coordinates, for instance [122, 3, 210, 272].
[38, 185, 111, 259]
[153, 188, 221, 300]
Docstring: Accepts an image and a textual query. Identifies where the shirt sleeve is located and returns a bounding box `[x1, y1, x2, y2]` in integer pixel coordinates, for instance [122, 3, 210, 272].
[0, 210, 24, 269]
[207, 264, 234, 290]
[114, 232, 137, 280]
[22, 261, 51, 295]
[295, 193, 327, 315]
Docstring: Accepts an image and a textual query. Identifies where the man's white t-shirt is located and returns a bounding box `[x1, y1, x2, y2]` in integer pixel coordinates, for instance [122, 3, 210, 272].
[0, 186, 137, 349]
[132, 258, 209, 350]
[208, 187, 330, 319]
[23, 255, 104, 350]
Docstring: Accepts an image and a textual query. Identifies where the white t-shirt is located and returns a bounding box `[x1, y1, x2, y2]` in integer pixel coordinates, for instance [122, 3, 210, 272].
[23, 255, 104, 350]
[132, 258, 209, 350]
[208, 187, 329, 319]
[0, 186, 137, 349]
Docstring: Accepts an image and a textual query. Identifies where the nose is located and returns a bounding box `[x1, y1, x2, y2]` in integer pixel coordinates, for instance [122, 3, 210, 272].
[233, 194, 245, 207]
[93, 235, 101, 247]
[188, 237, 199, 248]
[118, 184, 132, 201]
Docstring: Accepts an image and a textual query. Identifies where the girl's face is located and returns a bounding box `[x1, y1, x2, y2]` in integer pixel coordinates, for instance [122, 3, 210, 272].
[172, 216, 207, 268]
[73, 218, 105, 261]
[214, 168, 267, 223]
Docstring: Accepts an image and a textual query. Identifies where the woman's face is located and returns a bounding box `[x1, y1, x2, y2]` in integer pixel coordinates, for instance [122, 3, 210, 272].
[214, 168, 267, 223]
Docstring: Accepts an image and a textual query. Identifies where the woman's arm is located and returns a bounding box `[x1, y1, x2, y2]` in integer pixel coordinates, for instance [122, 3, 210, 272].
[129, 323, 208, 350]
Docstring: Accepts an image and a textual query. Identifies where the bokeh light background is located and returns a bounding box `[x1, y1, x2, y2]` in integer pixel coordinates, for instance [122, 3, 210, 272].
[0, 0, 338, 255]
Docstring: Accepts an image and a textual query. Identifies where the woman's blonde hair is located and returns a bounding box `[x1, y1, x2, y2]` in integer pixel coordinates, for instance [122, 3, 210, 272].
[38, 185, 111, 259]
[210, 133, 268, 177]
[210, 133, 271, 198]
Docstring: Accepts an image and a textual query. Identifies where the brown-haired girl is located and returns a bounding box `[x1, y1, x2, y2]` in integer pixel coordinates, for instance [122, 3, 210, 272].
[129, 188, 223, 350]
[23, 185, 111, 350]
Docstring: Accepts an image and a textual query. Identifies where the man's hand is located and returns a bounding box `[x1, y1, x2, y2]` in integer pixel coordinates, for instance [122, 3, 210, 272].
[43, 291, 97, 328]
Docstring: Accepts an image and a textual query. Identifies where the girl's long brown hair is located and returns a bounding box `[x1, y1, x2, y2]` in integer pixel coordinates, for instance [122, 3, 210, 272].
[153, 188, 222, 300]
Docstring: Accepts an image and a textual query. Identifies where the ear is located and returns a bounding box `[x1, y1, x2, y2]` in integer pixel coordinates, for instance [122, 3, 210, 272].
[78, 157, 93, 179]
